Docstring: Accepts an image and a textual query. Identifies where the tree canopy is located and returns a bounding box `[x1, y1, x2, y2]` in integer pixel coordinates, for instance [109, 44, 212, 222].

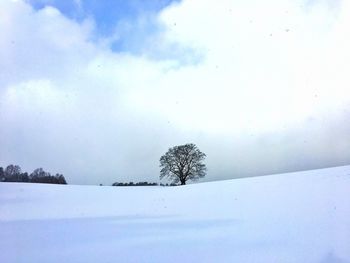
[160, 143, 206, 185]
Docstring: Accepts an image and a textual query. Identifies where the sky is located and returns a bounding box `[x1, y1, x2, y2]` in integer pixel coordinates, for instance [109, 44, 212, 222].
[1, 0, 350, 185]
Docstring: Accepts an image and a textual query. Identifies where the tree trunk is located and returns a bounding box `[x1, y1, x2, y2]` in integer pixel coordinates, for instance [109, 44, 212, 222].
[180, 180, 186, 185]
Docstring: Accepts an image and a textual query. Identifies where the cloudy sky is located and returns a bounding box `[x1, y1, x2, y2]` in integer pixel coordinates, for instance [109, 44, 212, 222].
[1, 0, 350, 185]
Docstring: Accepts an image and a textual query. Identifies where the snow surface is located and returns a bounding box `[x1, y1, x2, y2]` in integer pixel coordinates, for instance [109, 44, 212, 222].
[1, 166, 350, 263]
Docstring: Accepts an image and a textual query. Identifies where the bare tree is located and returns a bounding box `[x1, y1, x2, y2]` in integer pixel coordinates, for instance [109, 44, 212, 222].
[30, 168, 48, 181]
[4, 164, 22, 181]
[160, 143, 206, 185]
[0, 167, 5, 182]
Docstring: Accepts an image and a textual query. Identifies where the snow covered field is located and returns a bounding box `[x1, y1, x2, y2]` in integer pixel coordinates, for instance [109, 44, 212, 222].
[1, 166, 350, 263]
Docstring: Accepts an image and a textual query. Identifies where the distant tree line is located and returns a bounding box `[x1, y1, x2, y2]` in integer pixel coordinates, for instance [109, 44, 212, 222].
[0, 164, 67, 184]
[112, 181, 158, 186]
[111, 181, 177, 187]
[159, 183, 178, 186]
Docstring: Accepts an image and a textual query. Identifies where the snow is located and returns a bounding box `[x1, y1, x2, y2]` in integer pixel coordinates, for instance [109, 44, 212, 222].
[1, 166, 350, 263]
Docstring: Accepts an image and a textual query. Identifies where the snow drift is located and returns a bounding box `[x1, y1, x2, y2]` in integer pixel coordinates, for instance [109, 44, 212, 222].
[1, 166, 349, 262]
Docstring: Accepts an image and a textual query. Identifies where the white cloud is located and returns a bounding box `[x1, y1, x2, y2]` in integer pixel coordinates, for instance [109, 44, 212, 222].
[1, 0, 350, 184]
[139, 0, 350, 133]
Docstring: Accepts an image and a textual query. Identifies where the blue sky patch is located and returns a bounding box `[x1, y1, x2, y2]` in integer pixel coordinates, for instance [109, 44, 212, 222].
[25, 0, 204, 65]
[27, 0, 179, 34]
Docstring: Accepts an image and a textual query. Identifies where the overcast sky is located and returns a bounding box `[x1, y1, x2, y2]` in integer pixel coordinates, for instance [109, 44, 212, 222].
[1, 0, 350, 185]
